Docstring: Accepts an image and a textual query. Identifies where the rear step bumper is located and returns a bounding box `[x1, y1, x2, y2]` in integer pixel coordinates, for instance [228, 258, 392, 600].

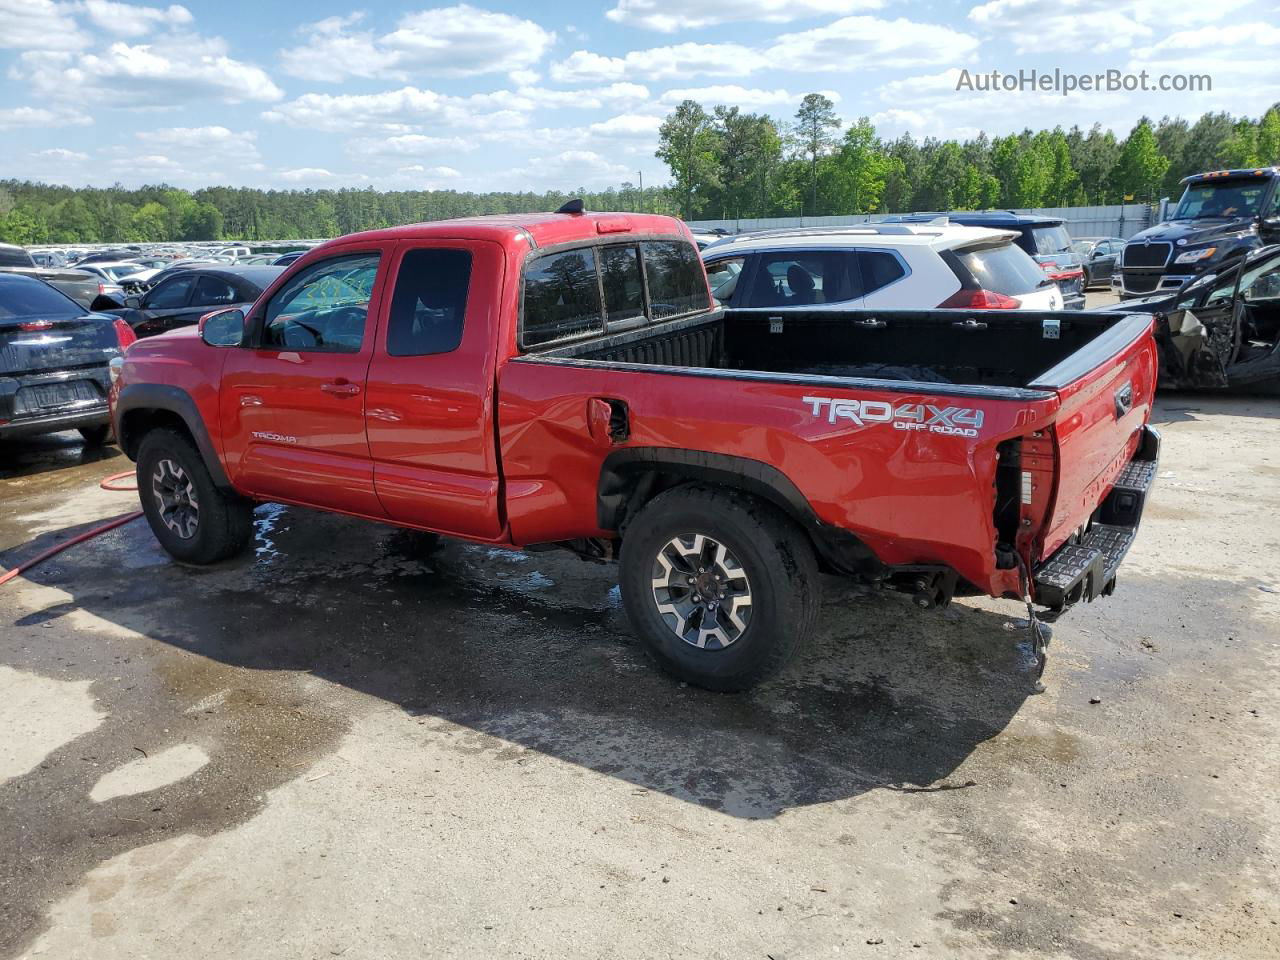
[1033, 425, 1160, 610]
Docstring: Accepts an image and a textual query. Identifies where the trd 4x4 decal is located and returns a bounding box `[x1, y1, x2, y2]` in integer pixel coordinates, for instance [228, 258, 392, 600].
[803, 396, 985, 437]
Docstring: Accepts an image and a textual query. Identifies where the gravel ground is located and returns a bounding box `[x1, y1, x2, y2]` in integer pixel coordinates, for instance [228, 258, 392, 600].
[1, 329, 1276, 959]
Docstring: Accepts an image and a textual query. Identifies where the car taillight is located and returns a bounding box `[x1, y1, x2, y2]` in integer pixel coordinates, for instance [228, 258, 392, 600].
[938, 288, 1022, 309]
[113, 318, 137, 349]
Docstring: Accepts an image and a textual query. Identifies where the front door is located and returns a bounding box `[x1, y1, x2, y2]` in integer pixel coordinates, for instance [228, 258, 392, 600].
[219, 249, 388, 517]
[363, 240, 504, 540]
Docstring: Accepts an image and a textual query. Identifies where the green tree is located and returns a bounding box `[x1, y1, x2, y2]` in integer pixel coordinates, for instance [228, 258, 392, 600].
[655, 100, 720, 220]
[1113, 119, 1171, 203]
[1258, 105, 1280, 165]
[793, 93, 839, 215]
[130, 201, 170, 241]
[829, 117, 892, 213]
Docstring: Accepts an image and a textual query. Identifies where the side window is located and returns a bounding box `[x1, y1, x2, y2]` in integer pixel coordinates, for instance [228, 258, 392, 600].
[741, 252, 860, 308]
[1239, 255, 1280, 303]
[641, 241, 711, 319]
[143, 276, 194, 310]
[599, 244, 644, 326]
[386, 248, 471, 357]
[522, 248, 603, 348]
[1204, 274, 1239, 308]
[192, 275, 238, 306]
[705, 256, 745, 304]
[858, 251, 906, 296]
[262, 253, 379, 353]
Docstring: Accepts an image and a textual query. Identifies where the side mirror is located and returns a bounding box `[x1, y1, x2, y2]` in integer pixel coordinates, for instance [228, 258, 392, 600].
[200, 308, 246, 347]
[1260, 215, 1280, 235]
[124, 295, 142, 308]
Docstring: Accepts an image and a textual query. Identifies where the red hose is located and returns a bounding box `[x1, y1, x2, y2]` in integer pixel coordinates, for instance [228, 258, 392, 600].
[0, 468, 143, 587]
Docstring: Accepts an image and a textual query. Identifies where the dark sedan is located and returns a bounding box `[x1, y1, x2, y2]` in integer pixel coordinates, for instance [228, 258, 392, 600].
[0, 273, 134, 444]
[1071, 236, 1126, 288]
[110, 265, 284, 338]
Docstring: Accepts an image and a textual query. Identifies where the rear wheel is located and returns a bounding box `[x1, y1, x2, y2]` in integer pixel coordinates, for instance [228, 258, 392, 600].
[619, 486, 820, 691]
[137, 428, 253, 564]
[78, 424, 111, 446]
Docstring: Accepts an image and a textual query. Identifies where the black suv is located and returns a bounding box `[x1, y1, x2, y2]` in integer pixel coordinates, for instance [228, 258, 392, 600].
[1117, 168, 1280, 298]
[890, 212, 1085, 308]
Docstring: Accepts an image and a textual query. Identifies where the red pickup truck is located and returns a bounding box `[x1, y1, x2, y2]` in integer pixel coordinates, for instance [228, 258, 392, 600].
[110, 207, 1160, 691]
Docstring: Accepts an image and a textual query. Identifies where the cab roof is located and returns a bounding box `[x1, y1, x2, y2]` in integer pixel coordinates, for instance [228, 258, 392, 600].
[1182, 167, 1280, 185]
[314, 210, 690, 252]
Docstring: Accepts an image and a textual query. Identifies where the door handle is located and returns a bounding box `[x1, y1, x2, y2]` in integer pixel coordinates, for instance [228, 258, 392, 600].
[321, 379, 361, 397]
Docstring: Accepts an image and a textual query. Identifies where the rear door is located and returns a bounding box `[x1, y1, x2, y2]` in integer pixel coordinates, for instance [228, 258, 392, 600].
[219, 249, 388, 516]
[363, 239, 505, 540]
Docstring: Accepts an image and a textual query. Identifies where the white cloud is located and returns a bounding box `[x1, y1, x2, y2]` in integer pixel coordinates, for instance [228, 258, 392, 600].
[136, 125, 260, 162]
[0, 0, 89, 50]
[606, 0, 883, 32]
[81, 1, 193, 37]
[516, 82, 650, 109]
[767, 16, 977, 71]
[264, 86, 529, 133]
[397, 164, 462, 178]
[589, 113, 663, 137]
[20, 35, 283, 104]
[0, 105, 93, 129]
[278, 13, 384, 83]
[510, 150, 633, 189]
[967, 0, 1253, 54]
[658, 85, 837, 108]
[551, 17, 973, 84]
[280, 167, 335, 181]
[550, 44, 764, 83]
[32, 147, 90, 161]
[280, 5, 555, 82]
[346, 133, 477, 157]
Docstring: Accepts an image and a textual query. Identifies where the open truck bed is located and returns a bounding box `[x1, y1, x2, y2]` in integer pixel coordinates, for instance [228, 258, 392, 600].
[502, 307, 1159, 610]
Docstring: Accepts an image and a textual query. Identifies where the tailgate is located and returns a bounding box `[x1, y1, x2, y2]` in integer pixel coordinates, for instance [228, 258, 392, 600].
[1029, 313, 1157, 559]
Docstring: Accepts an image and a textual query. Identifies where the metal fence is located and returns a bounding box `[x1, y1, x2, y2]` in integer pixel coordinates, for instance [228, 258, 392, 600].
[687, 203, 1155, 239]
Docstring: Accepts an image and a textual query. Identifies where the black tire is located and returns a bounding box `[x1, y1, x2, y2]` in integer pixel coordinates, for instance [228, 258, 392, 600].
[619, 485, 821, 692]
[136, 428, 253, 564]
[1081, 267, 1092, 290]
[78, 424, 111, 446]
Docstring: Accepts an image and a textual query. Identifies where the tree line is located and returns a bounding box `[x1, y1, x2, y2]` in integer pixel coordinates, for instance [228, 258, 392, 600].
[658, 97, 1280, 221]
[1, 100, 1277, 246]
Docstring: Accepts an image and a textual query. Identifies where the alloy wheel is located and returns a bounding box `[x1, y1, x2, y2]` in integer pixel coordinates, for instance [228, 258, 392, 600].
[151, 458, 200, 540]
[650, 533, 753, 649]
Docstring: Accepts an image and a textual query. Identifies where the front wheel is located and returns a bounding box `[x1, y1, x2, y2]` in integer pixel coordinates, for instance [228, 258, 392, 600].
[619, 486, 821, 691]
[136, 428, 253, 564]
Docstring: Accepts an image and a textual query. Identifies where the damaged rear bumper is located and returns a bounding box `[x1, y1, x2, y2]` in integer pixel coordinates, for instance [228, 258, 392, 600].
[1033, 425, 1160, 610]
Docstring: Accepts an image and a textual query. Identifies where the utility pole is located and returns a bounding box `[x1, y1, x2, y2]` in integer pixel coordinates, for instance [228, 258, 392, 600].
[638, 170, 644, 213]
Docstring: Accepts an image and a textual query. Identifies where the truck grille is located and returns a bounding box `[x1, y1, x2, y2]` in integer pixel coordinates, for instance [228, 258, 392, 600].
[1124, 274, 1161, 295]
[1122, 242, 1171, 269]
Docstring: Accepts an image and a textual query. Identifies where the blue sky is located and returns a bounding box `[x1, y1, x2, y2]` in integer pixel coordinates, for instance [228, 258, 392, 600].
[2, 0, 1277, 193]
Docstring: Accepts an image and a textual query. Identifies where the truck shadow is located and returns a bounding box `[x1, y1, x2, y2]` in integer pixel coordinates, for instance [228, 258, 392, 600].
[8, 504, 1035, 822]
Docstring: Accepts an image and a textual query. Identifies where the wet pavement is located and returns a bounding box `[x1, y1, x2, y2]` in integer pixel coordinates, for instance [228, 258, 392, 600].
[1, 393, 1278, 959]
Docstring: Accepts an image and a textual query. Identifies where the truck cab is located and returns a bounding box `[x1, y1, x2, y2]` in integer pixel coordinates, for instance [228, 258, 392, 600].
[1117, 167, 1280, 298]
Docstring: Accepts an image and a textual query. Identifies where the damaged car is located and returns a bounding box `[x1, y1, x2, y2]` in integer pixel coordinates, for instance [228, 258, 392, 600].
[1116, 243, 1280, 391]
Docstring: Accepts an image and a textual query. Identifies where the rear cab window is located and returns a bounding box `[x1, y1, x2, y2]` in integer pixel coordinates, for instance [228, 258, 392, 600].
[386, 248, 472, 356]
[520, 236, 711, 350]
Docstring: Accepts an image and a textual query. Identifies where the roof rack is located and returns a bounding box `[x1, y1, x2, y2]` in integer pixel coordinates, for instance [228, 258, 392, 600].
[718, 224, 933, 242]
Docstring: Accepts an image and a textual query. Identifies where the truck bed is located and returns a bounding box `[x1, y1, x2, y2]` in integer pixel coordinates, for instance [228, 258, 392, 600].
[500, 306, 1157, 604]
[537, 307, 1150, 394]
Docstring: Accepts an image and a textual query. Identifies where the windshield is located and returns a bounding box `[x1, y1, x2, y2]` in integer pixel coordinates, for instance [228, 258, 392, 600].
[957, 242, 1048, 295]
[1031, 224, 1073, 255]
[1172, 180, 1269, 220]
[102, 264, 146, 281]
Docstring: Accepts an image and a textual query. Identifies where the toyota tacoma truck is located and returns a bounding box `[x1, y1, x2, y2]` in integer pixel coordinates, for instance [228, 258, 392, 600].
[109, 206, 1160, 691]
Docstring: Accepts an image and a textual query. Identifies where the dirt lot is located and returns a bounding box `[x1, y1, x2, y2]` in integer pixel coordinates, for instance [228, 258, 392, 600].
[2, 314, 1277, 957]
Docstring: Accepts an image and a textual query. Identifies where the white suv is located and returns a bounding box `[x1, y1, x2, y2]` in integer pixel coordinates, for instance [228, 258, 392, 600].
[701, 221, 1064, 312]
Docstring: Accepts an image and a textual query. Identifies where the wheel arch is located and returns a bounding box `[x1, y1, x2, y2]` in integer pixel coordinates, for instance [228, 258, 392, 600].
[597, 447, 882, 577]
[115, 384, 233, 490]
